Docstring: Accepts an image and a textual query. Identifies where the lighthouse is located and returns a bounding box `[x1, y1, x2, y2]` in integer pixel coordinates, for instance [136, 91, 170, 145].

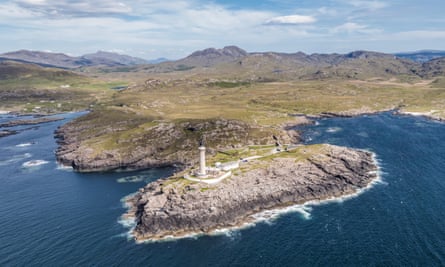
[198, 144, 206, 176]
[197, 137, 207, 177]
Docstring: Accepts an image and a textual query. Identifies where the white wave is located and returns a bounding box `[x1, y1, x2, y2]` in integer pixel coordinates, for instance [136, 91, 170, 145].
[132, 204, 317, 244]
[326, 127, 342, 133]
[251, 205, 313, 222]
[123, 152, 385, 244]
[56, 164, 73, 171]
[16, 142, 34, 147]
[118, 216, 136, 229]
[117, 175, 146, 183]
[357, 132, 369, 138]
[0, 153, 32, 166]
[120, 193, 138, 209]
[22, 160, 49, 168]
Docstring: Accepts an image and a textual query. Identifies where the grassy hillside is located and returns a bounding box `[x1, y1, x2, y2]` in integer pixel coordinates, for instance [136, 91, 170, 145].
[0, 61, 120, 113]
[2, 49, 445, 169]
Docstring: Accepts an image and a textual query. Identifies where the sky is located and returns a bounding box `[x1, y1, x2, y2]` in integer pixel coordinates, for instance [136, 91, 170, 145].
[0, 0, 444, 59]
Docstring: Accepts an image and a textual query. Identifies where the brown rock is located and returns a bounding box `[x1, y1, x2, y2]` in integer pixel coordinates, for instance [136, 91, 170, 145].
[124, 144, 378, 241]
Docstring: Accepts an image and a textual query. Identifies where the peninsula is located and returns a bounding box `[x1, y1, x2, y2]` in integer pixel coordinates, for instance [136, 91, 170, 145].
[124, 144, 378, 242]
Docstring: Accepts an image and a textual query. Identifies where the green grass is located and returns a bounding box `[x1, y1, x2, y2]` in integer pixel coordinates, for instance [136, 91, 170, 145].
[209, 81, 251, 88]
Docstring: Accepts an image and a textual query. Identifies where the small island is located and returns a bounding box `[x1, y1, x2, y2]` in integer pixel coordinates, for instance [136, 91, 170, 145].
[123, 143, 378, 242]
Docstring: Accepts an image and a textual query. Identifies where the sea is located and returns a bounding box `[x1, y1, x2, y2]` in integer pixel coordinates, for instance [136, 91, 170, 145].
[1, 111, 445, 266]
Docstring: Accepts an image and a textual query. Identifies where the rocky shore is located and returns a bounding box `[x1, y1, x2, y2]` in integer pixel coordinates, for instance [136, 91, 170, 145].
[54, 117, 298, 172]
[124, 144, 378, 242]
[396, 110, 445, 122]
[0, 116, 64, 128]
[0, 130, 17, 138]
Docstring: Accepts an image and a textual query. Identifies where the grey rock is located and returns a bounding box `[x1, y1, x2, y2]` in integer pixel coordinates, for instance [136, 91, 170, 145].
[124, 144, 378, 241]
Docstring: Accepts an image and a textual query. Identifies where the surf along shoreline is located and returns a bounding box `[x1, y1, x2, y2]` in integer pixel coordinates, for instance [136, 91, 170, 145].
[121, 143, 380, 243]
[91, 109, 432, 243]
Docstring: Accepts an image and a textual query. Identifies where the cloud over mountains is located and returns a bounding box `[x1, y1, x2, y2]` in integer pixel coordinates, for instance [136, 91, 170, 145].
[0, 0, 444, 59]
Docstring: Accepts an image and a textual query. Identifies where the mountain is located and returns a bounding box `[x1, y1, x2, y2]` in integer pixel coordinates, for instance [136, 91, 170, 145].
[158, 47, 420, 80]
[82, 51, 148, 66]
[177, 46, 248, 67]
[147, 57, 170, 64]
[4, 46, 444, 80]
[0, 50, 149, 69]
[0, 50, 86, 69]
[0, 60, 82, 80]
[419, 57, 445, 78]
[395, 50, 445, 63]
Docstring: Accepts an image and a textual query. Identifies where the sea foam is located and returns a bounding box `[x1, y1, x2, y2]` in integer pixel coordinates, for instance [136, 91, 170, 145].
[326, 127, 342, 133]
[120, 152, 385, 244]
[22, 160, 49, 168]
[16, 142, 34, 147]
[0, 153, 32, 166]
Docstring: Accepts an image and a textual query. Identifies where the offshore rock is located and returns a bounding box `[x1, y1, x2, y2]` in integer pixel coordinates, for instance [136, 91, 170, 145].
[124, 144, 378, 242]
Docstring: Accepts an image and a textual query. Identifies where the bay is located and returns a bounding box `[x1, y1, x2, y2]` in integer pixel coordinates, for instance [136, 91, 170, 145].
[0, 112, 444, 266]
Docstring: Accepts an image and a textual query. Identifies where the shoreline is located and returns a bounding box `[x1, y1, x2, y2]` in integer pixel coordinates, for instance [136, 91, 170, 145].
[122, 146, 380, 243]
[50, 108, 443, 173]
[396, 110, 444, 122]
[121, 154, 382, 243]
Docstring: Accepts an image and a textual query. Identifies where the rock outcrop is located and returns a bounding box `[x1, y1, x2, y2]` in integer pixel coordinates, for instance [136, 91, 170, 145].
[55, 116, 298, 172]
[0, 117, 63, 127]
[0, 130, 17, 138]
[124, 144, 378, 242]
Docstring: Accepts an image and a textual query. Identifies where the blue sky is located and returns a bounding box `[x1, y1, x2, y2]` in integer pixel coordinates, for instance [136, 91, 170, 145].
[0, 0, 444, 59]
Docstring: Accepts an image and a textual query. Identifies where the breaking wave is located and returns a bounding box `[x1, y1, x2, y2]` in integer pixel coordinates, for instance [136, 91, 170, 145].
[0, 153, 32, 166]
[22, 160, 49, 168]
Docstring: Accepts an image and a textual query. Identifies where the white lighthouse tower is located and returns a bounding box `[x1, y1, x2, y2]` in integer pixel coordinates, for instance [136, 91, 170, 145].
[198, 143, 207, 177]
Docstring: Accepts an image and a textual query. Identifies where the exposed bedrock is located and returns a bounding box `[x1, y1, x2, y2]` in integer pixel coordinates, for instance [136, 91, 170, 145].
[54, 117, 298, 172]
[124, 144, 378, 241]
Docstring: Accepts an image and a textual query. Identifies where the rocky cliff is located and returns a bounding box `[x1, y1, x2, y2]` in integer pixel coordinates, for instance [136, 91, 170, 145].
[55, 115, 298, 172]
[124, 144, 378, 242]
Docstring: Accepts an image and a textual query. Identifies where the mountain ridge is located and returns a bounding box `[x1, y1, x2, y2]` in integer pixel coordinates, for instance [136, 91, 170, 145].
[0, 50, 150, 69]
[395, 50, 445, 62]
[154, 46, 431, 80]
[2, 46, 445, 80]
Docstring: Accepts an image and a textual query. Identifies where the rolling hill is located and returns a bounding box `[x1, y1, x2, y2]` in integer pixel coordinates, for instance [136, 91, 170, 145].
[395, 50, 445, 63]
[0, 50, 149, 69]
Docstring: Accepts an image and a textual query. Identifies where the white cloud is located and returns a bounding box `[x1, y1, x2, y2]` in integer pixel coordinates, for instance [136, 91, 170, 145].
[13, 0, 132, 16]
[348, 0, 388, 10]
[0, 0, 441, 58]
[0, 0, 284, 58]
[331, 22, 383, 36]
[317, 7, 338, 16]
[333, 22, 368, 33]
[265, 15, 316, 25]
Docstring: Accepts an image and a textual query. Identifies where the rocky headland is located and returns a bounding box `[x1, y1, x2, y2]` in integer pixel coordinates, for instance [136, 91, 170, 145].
[0, 116, 64, 128]
[54, 115, 298, 172]
[0, 130, 17, 138]
[123, 144, 378, 242]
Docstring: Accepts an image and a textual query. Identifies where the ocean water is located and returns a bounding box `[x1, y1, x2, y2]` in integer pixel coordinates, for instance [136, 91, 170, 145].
[1, 112, 445, 266]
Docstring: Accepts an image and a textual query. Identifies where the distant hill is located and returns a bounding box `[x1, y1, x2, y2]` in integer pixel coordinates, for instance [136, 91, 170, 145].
[147, 46, 425, 80]
[0, 60, 83, 80]
[4, 46, 445, 80]
[147, 58, 170, 64]
[394, 50, 445, 62]
[419, 57, 445, 78]
[0, 50, 149, 69]
[178, 46, 248, 67]
[0, 50, 85, 69]
[82, 51, 149, 66]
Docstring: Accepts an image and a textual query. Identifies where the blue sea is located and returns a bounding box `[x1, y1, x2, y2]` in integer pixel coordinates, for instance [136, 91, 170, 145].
[1, 112, 445, 266]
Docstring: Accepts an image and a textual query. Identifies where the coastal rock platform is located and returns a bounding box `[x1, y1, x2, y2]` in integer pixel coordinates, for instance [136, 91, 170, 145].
[124, 144, 378, 242]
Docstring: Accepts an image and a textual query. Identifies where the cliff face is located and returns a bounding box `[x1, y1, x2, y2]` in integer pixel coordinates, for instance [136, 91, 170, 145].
[124, 144, 378, 242]
[55, 116, 297, 172]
